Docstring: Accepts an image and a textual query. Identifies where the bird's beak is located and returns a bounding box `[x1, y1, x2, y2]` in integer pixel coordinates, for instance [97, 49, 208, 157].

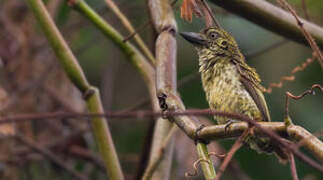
[180, 32, 207, 46]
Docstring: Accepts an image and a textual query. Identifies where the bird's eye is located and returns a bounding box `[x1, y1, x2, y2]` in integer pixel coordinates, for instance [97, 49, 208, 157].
[209, 32, 217, 39]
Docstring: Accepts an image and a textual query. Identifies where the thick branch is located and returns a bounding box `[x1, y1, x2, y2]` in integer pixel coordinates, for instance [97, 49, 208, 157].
[146, 0, 178, 179]
[210, 0, 323, 49]
[199, 122, 323, 162]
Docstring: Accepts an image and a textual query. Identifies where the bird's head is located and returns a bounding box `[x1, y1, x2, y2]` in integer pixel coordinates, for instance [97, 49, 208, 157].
[180, 27, 240, 60]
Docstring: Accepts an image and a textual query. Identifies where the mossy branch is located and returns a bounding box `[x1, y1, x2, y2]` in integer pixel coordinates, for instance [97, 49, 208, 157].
[25, 0, 124, 179]
[196, 143, 217, 180]
[69, 0, 157, 108]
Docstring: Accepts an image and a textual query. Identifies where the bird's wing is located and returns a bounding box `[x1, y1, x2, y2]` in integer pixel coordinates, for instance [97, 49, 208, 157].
[231, 56, 271, 121]
[240, 77, 271, 122]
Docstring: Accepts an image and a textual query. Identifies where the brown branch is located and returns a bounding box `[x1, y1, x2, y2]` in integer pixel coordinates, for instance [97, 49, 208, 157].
[142, 125, 178, 180]
[285, 84, 323, 117]
[215, 129, 249, 180]
[209, 0, 323, 55]
[221, 119, 323, 172]
[68, 145, 106, 172]
[146, 0, 179, 179]
[14, 134, 88, 180]
[123, 0, 178, 42]
[104, 0, 155, 65]
[1, 109, 322, 170]
[265, 54, 316, 93]
[289, 153, 299, 180]
[276, 0, 323, 68]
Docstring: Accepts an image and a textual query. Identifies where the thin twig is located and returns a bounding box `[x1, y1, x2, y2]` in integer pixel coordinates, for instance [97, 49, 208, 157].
[215, 129, 249, 180]
[0, 109, 322, 170]
[123, 20, 151, 42]
[68, 145, 106, 172]
[210, 0, 323, 49]
[142, 125, 178, 180]
[14, 134, 88, 180]
[285, 84, 323, 118]
[123, 0, 178, 42]
[0, 109, 270, 124]
[104, 0, 155, 65]
[265, 54, 316, 93]
[277, 0, 323, 68]
[233, 116, 323, 173]
[289, 152, 299, 180]
[185, 158, 210, 180]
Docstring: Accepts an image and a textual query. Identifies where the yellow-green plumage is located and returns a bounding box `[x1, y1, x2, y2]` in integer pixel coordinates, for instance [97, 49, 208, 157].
[196, 28, 269, 124]
[181, 27, 287, 160]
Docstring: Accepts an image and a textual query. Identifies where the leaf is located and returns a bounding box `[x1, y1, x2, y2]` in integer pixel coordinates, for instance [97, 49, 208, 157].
[180, 0, 203, 23]
[180, 0, 217, 28]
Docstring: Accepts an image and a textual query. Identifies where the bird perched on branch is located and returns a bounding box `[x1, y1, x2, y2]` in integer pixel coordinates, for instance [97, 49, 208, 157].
[180, 25, 288, 162]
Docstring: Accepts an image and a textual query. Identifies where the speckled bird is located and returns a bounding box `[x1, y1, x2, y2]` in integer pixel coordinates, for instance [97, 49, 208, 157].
[180, 27, 287, 161]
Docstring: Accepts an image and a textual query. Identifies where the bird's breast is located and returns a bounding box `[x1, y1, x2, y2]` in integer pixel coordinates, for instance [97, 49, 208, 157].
[200, 62, 261, 124]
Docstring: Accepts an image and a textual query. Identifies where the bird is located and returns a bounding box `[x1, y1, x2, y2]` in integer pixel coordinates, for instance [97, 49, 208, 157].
[180, 26, 287, 161]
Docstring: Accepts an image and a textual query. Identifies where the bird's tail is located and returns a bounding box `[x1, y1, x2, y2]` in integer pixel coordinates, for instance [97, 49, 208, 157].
[246, 135, 288, 163]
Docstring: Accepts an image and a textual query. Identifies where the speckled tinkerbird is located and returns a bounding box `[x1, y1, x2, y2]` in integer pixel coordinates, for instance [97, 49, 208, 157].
[180, 26, 287, 161]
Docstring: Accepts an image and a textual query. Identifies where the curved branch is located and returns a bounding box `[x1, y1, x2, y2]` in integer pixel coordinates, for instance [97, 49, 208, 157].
[198, 122, 323, 162]
[209, 0, 323, 49]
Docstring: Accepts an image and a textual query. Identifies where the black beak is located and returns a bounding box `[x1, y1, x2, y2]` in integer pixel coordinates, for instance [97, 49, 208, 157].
[180, 32, 207, 46]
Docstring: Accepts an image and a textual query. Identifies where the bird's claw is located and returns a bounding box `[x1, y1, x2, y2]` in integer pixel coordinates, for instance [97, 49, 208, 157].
[194, 124, 209, 144]
[224, 120, 240, 134]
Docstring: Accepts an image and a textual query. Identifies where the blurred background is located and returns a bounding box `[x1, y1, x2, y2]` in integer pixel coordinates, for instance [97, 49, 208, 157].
[0, 0, 322, 179]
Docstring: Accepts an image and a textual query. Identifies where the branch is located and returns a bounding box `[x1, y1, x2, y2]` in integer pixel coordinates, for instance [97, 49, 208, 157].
[145, 0, 179, 179]
[24, 0, 123, 179]
[289, 153, 299, 180]
[69, 0, 158, 110]
[276, 0, 323, 68]
[104, 0, 156, 65]
[147, 1, 217, 177]
[265, 54, 316, 93]
[142, 125, 178, 180]
[1, 109, 323, 163]
[215, 129, 248, 180]
[209, 0, 323, 52]
[196, 142, 217, 180]
[15, 134, 88, 180]
[285, 84, 323, 118]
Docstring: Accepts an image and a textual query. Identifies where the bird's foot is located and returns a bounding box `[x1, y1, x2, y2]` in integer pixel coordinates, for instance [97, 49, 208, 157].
[224, 119, 240, 134]
[194, 124, 210, 144]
